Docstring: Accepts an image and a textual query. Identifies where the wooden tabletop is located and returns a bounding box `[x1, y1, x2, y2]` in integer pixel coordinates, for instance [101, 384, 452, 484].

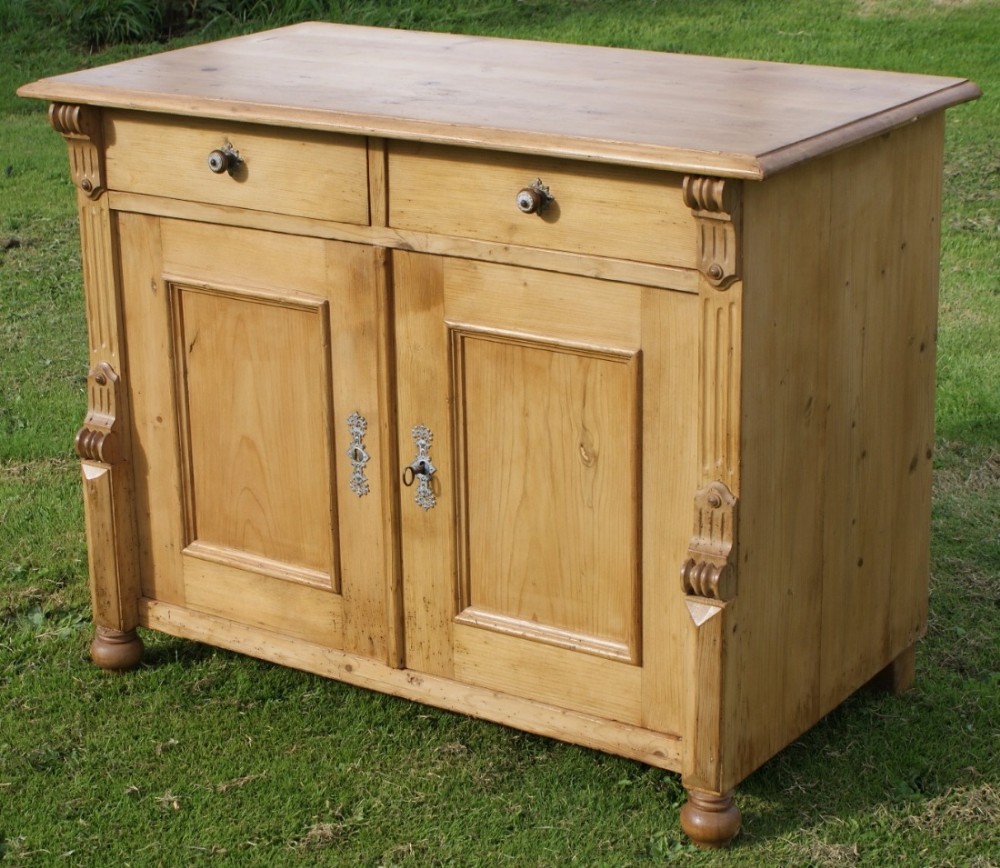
[18, 22, 980, 178]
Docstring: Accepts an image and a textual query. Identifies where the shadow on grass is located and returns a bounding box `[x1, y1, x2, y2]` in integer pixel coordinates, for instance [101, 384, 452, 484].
[732, 674, 997, 844]
[136, 632, 221, 668]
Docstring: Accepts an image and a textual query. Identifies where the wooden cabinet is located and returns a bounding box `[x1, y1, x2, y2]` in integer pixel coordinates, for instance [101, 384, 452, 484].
[19, 23, 979, 847]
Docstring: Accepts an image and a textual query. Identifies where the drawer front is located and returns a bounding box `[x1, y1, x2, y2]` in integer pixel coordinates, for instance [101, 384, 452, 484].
[104, 111, 369, 224]
[388, 142, 696, 268]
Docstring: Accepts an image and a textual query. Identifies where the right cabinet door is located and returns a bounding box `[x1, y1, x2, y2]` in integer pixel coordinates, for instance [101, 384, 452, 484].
[394, 251, 698, 731]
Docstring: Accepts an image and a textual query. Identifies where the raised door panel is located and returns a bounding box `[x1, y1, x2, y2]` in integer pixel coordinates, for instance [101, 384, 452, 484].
[395, 253, 690, 729]
[455, 331, 641, 665]
[118, 214, 397, 660]
[173, 279, 336, 587]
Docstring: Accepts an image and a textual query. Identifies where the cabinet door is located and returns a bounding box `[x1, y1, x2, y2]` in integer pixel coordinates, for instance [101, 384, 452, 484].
[118, 214, 399, 662]
[395, 252, 697, 730]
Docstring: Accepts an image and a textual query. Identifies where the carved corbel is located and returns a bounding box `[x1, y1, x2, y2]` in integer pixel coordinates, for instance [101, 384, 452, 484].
[681, 480, 738, 602]
[75, 361, 122, 465]
[683, 176, 741, 289]
[681, 479, 739, 794]
[75, 359, 143, 669]
[48, 103, 105, 198]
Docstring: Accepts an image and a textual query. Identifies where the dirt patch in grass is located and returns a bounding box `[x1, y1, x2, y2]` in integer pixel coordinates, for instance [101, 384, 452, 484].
[907, 782, 1000, 833]
[790, 835, 861, 865]
[290, 821, 348, 851]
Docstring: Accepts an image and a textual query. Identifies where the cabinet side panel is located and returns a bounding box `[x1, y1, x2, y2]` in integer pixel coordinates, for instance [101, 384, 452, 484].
[725, 114, 944, 789]
[819, 113, 942, 700]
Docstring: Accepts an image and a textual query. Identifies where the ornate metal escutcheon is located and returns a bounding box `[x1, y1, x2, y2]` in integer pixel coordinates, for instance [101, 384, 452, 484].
[403, 424, 437, 510]
[346, 412, 370, 497]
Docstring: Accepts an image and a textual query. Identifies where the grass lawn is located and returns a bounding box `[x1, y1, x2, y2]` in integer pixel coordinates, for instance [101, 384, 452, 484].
[1, 1, 997, 864]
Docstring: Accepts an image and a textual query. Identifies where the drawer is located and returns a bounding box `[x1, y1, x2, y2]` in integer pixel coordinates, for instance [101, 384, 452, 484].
[388, 142, 696, 268]
[103, 111, 369, 224]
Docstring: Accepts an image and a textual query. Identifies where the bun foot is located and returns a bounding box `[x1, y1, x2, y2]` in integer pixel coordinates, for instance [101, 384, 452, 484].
[680, 788, 741, 848]
[91, 626, 144, 671]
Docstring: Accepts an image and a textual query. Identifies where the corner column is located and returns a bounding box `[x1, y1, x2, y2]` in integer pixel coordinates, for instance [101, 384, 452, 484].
[51, 103, 143, 670]
[678, 175, 743, 847]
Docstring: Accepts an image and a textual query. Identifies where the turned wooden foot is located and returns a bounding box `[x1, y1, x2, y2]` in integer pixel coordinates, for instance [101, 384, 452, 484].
[680, 788, 741, 848]
[90, 626, 144, 671]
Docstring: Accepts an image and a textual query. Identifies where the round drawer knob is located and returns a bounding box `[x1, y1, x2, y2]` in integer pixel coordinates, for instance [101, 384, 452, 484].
[207, 149, 228, 174]
[207, 143, 243, 176]
[516, 179, 553, 215]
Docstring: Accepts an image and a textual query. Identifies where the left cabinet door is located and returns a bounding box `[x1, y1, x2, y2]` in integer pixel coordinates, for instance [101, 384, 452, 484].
[117, 214, 399, 662]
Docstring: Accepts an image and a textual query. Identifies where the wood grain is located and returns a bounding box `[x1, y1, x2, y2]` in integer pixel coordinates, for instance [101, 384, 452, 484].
[453, 624, 643, 724]
[393, 251, 456, 677]
[389, 142, 695, 267]
[181, 555, 343, 645]
[169, 279, 338, 582]
[104, 110, 368, 224]
[106, 188, 699, 293]
[454, 332, 641, 663]
[19, 23, 979, 176]
[116, 211, 186, 606]
[640, 287, 699, 737]
[397, 254, 661, 727]
[720, 113, 945, 791]
[120, 214, 397, 658]
[70, 172, 143, 637]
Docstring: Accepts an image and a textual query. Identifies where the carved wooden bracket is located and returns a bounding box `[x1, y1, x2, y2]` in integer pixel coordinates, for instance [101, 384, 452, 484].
[681, 480, 738, 601]
[48, 103, 105, 198]
[683, 176, 741, 289]
[75, 361, 122, 464]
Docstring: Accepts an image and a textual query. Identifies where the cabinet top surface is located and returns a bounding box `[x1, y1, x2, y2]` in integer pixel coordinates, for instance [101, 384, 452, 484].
[18, 22, 979, 178]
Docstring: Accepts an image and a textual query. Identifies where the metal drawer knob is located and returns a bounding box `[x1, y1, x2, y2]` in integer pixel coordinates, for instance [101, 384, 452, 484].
[516, 179, 553, 215]
[207, 143, 243, 176]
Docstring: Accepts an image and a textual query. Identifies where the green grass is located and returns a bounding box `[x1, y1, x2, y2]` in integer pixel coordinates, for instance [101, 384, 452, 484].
[2, 1, 998, 864]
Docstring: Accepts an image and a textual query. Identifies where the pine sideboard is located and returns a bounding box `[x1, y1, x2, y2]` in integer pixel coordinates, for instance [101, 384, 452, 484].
[19, 24, 980, 846]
